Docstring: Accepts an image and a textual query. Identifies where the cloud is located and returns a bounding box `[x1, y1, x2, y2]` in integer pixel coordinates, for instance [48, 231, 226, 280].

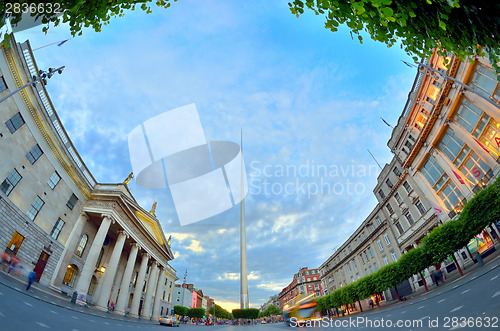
[257, 281, 288, 292]
[218, 272, 239, 281]
[170, 233, 195, 243]
[186, 240, 205, 253]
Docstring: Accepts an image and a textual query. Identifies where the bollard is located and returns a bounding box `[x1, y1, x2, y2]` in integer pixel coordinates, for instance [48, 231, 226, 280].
[71, 291, 78, 304]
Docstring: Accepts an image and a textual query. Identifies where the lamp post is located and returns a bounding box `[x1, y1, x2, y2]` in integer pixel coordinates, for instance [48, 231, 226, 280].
[0, 66, 65, 104]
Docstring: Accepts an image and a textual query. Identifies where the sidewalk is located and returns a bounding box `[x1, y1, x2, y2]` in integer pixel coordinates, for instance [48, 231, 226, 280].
[333, 249, 500, 318]
[0, 268, 158, 325]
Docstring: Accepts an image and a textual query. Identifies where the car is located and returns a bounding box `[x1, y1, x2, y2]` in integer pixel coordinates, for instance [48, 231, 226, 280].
[159, 316, 180, 327]
[261, 320, 267, 324]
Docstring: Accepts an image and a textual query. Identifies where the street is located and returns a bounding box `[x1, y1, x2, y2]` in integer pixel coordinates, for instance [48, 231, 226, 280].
[0, 258, 499, 330]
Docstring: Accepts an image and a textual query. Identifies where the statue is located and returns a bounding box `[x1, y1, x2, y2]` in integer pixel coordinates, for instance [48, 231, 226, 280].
[123, 172, 134, 184]
[150, 199, 157, 216]
[167, 235, 172, 246]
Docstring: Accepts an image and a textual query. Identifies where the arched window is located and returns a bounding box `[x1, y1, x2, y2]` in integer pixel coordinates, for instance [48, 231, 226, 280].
[75, 234, 88, 257]
[62, 264, 78, 287]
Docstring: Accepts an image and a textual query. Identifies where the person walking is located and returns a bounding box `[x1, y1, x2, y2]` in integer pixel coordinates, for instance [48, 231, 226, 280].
[26, 270, 37, 291]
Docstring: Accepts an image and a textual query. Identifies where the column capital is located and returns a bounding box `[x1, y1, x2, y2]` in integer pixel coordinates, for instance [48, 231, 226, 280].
[79, 212, 89, 220]
[101, 213, 116, 224]
[141, 252, 150, 259]
[131, 242, 140, 250]
[117, 230, 129, 239]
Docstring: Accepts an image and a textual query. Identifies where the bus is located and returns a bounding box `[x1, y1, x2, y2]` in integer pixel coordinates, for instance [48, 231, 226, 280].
[283, 294, 321, 326]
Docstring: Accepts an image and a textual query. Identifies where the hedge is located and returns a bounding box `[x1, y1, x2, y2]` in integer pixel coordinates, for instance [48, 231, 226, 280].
[316, 177, 500, 311]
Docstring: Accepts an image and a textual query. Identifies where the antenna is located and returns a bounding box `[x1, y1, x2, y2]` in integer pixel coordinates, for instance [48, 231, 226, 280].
[367, 149, 383, 171]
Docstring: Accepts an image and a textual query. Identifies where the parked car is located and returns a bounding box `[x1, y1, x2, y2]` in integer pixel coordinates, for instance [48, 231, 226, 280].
[159, 316, 180, 327]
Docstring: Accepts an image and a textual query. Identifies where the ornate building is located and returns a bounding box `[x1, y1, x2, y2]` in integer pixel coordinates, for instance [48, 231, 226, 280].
[0, 33, 177, 319]
[318, 49, 500, 302]
[278, 267, 322, 310]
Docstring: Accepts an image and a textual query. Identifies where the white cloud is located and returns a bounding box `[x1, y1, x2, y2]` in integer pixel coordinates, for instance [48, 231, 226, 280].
[186, 239, 205, 253]
[218, 272, 239, 281]
[257, 281, 288, 292]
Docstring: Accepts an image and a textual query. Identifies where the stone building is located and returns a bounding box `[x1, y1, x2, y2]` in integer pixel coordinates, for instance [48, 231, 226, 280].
[278, 267, 322, 310]
[318, 49, 500, 302]
[0, 33, 176, 320]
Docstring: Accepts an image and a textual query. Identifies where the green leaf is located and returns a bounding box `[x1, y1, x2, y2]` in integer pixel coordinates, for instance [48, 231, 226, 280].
[438, 20, 447, 30]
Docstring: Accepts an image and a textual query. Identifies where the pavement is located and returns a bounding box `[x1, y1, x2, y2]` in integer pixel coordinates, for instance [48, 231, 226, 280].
[0, 266, 158, 326]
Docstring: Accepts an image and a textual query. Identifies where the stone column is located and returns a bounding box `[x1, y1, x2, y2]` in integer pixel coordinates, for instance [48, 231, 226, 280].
[95, 230, 127, 311]
[50, 212, 88, 291]
[115, 243, 139, 315]
[141, 261, 159, 319]
[75, 214, 113, 301]
[130, 253, 150, 318]
[152, 266, 166, 319]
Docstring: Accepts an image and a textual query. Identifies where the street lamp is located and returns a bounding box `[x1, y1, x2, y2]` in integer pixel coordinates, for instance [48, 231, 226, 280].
[0, 66, 65, 104]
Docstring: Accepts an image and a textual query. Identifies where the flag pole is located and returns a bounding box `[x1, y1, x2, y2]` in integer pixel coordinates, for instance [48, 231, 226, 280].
[367, 149, 383, 171]
[32, 39, 69, 51]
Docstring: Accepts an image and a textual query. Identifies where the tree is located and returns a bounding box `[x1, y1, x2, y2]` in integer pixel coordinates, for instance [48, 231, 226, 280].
[288, 0, 500, 74]
[188, 307, 205, 319]
[1, 0, 177, 45]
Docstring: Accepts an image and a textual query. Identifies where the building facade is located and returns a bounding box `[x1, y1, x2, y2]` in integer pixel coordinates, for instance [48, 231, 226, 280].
[0, 34, 176, 320]
[173, 283, 194, 309]
[278, 267, 322, 310]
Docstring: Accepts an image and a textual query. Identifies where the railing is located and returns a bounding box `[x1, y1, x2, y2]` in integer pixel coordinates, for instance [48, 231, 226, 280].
[19, 42, 97, 189]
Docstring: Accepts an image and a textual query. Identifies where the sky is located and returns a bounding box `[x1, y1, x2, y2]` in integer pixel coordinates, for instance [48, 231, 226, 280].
[14, 0, 418, 312]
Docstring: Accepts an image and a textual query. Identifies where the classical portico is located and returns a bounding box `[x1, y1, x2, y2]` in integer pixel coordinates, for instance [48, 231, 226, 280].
[50, 183, 175, 319]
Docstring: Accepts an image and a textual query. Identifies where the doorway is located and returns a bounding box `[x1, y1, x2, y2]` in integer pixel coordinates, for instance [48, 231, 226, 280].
[33, 251, 50, 282]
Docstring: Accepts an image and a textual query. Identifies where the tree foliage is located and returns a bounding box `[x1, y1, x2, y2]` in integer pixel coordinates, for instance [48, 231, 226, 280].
[288, 0, 500, 74]
[211, 304, 232, 320]
[315, 177, 500, 312]
[0, 0, 177, 43]
[188, 307, 205, 318]
[259, 304, 282, 317]
[173, 305, 189, 317]
[232, 308, 260, 319]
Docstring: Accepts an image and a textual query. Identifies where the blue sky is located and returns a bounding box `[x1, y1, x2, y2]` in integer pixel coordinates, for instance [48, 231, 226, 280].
[16, 0, 418, 311]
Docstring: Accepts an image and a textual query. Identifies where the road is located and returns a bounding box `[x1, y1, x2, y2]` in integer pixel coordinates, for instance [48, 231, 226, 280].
[0, 259, 499, 330]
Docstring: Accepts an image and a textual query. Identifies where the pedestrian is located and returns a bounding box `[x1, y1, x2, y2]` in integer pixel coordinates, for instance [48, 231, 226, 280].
[375, 295, 380, 307]
[110, 301, 114, 311]
[368, 298, 374, 308]
[26, 270, 36, 291]
[8, 256, 19, 274]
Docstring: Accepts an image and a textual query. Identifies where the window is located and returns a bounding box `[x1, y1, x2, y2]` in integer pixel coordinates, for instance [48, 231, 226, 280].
[352, 260, 357, 270]
[391, 251, 397, 262]
[26, 196, 44, 221]
[47, 172, 61, 189]
[395, 222, 404, 235]
[471, 65, 498, 98]
[378, 189, 386, 200]
[5, 112, 25, 134]
[368, 265, 373, 274]
[95, 248, 104, 268]
[393, 167, 401, 177]
[66, 193, 78, 210]
[347, 261, 352, 272]
[426, 96, 435, 105]
[364, 251, 369, 261]
[405, 211, 415, 226]
[360, 254, 365, 263]
[460, 150, 492, 185]
[0, 168, 22, 196]
[0, 76, 7, 92]
[26, 144, 43, 164]
[454, 99, 487, 136]
[403, 181, 412, 193]
[377, 239, 384, 251]
[415, 200, 426, 215]
[50, 218, 65, 240]
[63, 265, 78, 287]
[383, 233, 391, 245]
[383, 256, 389, 265]
[394, 192, 403, 204]
[439, 128, 466, 163]
[376, 216, 382, 225]
[6, 232, 24, 254]
[386, 203, 394, 214]
[368, 247, 374, 258]
[75, 234, 88, 257]
[374, 262, 379, 271]
[386, 178, 393, 189]
[371, 224, 376, 231]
